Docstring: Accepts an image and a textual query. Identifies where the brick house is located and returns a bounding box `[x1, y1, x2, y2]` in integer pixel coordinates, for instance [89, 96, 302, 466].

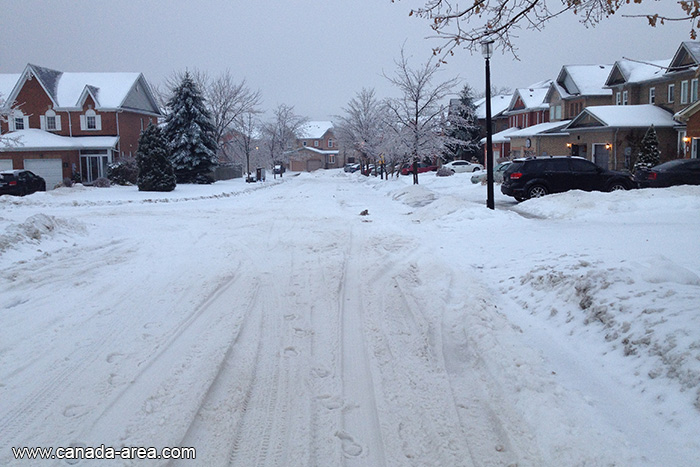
[288, 121, 342, 171]
[0, 64, 161, 188]
[474, 94, 512, 162]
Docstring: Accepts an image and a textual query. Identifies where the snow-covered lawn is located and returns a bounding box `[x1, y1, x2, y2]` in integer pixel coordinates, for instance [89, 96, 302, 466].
[1, 170, 699, 466]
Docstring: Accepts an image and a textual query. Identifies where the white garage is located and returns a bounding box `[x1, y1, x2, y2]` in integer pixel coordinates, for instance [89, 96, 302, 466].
[23, 159, 63, 190]
[0, 159, 13, 171]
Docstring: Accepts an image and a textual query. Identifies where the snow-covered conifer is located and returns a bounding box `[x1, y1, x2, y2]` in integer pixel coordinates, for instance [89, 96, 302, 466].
[163, 72, 218, 183]
[634, 125, 661, 172]
[444, 84, 482, 163]
[137, 123, 177, 192]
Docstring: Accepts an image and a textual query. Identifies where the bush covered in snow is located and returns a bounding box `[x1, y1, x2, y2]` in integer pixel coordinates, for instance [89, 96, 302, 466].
[436, 167, 454, 177]
[93, 177, 111, 188]
[108, 156, 138, 186]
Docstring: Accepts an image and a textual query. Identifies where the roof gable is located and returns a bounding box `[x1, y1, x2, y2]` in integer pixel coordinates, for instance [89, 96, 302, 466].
[668, 41, 700, 72]
[605, 59, 671, 87]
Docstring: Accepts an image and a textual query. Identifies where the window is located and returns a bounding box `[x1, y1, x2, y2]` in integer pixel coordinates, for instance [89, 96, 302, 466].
[692, 79, 698, 102]
[328, 154, 336, 164]
[668, 84, 675, 103]
[314, 140, 319, 147]
[649, 87, 655, 104]
[41, 109, 62, 131]
[681, 80, 689, 104]
[80, 109, 101, 131]
[10, 110, 29, 131]
[303, 141, 307, 146]
[616, 92, 621, 105]
[328, 139, 333, 148]
[622, 91, 629, 105]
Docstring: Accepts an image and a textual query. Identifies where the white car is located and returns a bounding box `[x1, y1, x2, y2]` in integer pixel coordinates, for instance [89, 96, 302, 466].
[442, 160, 484, 173]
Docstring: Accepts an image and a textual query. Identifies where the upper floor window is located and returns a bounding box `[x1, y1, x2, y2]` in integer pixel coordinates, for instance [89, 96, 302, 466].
[668, 84, 675, 103]
[303, 141, 307, 146]
[622, 90, 629, 105]
[681, 80, 689, 104]
[328, 139, 333, 148]
[616, 92, 621, 105]
[649, 87, 656, 104]
[41, 109, 62, 131]
[314, 140, 319, 147]
[692, 79, 699, 103]
[9, 110, 29, 131]
[80, 109, 101, 131]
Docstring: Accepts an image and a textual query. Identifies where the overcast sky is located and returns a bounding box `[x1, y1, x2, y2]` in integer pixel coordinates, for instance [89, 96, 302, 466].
[0, 1, 692, 121]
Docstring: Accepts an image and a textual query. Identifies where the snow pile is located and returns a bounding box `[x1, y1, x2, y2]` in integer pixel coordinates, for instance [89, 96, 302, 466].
[0, 213, 86, 253]
[513, 254, 700, 412]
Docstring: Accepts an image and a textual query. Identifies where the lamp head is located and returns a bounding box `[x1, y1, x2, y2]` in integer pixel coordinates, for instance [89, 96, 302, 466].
[481, 40, 494, 59]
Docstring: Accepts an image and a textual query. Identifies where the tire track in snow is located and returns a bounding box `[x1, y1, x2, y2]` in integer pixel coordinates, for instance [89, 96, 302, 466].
[337, 228, 387, 466]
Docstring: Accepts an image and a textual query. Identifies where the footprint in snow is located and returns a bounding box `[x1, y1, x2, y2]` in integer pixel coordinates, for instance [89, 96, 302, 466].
[335, 431, 363, 457]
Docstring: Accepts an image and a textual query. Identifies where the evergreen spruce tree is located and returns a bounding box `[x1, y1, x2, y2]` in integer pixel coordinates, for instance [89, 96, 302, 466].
[634, 125, 661, 172]
[163, 72, 218, 183]
[444, 84, 483, 163]
[137, 123, 177, 192]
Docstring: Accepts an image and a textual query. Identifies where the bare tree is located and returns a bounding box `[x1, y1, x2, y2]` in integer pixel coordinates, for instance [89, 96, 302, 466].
[384, 49, 458, 183]
[403, 0, 700, 59]
[260, 104, 308, 169]
[0, 93, 23, 148]
[224, 109, 262, 179]
[334, 88, 390, 169]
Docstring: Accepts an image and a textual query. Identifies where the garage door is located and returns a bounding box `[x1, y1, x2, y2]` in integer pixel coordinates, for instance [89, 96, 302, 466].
[307, 159, 323, 171]
[23, 159, 63, 190]
[0, 159, 13, 171]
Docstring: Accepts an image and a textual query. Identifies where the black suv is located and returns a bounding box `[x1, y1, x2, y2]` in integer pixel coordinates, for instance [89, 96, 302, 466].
[501, 156, 635, 201]
[0, 170, 47, 196]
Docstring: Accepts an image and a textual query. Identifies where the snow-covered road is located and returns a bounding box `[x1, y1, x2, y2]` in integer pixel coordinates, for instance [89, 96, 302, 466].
[1, 171, 699, 466]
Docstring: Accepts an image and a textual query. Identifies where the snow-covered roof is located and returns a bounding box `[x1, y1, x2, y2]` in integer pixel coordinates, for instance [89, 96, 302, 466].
[508, 83, 551, 113]
[474, 94, 512, 119]
[668, 41, 700, 72]
[1, 64, 158, 112]
[293, 146, 339, 156]
[606, 59, 671, 86]
[481, 126, 522, 144]
[507, 120, 571, 138]
[567, 105, 676, 129]
[299, 121, 333, 139]
[0, 129, 119, 151]
[55, 72, 142, 109]
[557, 65, 613, 96]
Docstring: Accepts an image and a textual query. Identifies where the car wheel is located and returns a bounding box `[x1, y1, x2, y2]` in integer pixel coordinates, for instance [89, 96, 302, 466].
[514, 196, 526, 202]
[608, 182, 628, 192]
[527, 185, 548, 199]
[473, 167, 479, 172]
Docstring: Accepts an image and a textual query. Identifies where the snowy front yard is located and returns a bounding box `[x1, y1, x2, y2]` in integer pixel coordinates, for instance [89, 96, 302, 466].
[1, 170, 699, 466]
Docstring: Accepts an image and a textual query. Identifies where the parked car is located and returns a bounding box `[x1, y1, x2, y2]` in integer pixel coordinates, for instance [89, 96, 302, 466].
[344, 163, 360, 173]
[361, 164, 377, 176]
[501, 156, 635, 201]
[471, 161, 512, 184]
[0, 170, 47, 196]
[635, 158, 700, 188]
[443, 160, 484, 173]
[274, 164, 285, 175]
[400, 162, 438, 175]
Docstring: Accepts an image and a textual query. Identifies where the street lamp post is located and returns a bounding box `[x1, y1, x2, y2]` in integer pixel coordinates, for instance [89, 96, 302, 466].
[482, 39, 495, 210]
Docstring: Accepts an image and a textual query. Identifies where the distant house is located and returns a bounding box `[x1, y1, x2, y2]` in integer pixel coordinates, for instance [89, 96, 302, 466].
[474, 94, 512, 162]
[289, 121, 341, 171]
[0, 64, 161, 188]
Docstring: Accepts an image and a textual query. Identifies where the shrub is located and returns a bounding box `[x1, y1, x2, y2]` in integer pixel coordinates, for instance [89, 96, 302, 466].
[93, 177, 111, 188]
[436, 167, 454, 177]
[108, 157, 138, 185]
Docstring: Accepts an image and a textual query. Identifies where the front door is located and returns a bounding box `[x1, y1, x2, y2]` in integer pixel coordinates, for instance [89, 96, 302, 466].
[593, 144, 610, 169]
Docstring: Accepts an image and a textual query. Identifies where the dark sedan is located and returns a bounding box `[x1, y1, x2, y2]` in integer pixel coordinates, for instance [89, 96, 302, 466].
[0, 170, 47, 196]
[635, 159, 700, 188]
